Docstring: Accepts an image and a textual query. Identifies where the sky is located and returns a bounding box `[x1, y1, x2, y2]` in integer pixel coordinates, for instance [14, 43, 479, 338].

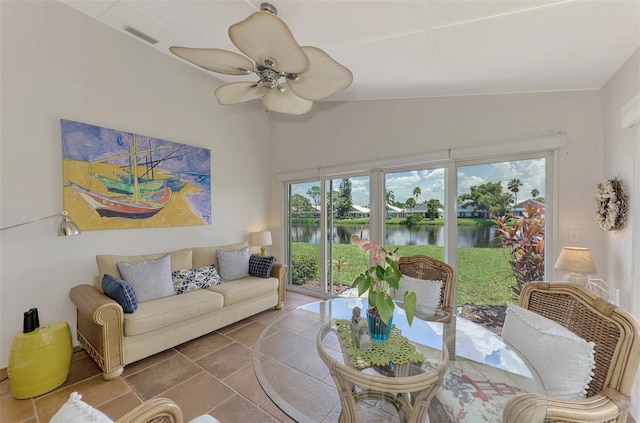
[290, 158, 546, 207]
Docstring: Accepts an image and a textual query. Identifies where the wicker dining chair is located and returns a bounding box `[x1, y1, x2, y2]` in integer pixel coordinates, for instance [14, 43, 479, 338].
[503, 282, 640, 423]
[397, 255, 456, 315]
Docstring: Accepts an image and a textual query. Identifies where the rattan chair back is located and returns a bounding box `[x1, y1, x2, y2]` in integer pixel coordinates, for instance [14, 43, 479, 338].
[397, 255, 456, 314]
[517, 282, 640, 423]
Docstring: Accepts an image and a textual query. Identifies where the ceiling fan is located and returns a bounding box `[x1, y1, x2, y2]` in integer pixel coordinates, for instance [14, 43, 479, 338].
[169, 3, 353, 115]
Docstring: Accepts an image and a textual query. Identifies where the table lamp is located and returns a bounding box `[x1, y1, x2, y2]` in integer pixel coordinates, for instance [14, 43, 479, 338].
[554, 246, 597, 286]
[252, 231, 272, 256]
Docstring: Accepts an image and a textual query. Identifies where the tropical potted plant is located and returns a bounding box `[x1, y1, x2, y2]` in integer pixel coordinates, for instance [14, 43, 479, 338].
[352, 234, 417, 342]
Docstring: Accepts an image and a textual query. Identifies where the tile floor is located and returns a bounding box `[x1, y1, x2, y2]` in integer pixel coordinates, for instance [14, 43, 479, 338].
[0, 291, 320, 423]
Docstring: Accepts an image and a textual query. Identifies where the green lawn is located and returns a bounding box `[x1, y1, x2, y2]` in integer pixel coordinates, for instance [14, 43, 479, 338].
[290, 242, 515, 306]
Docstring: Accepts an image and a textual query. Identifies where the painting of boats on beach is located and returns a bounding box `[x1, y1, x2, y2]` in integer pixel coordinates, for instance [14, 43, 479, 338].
[61, 119, 211, 231]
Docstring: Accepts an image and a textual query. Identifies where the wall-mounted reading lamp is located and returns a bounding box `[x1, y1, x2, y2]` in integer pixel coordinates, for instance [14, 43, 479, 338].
[0, 211, 81, 236]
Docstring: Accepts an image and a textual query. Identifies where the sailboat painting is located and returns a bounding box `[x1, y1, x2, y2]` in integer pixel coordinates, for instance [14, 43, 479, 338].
[61, 119, 211, 231]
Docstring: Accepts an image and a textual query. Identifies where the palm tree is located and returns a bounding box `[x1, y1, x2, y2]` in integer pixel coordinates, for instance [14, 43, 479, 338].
[507, 178, 523, 213]
[531, 188, 540, 200]
[385, 189, 395, 205]
[412, 186, 421, 202]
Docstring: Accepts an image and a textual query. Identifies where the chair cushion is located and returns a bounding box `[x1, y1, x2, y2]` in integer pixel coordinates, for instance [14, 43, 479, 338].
[502, 303, 595, 400]
[50, 392, 113, 423]
[249, 254, 275, 278]
[172, 264, 223, 294]
[207, 277, 278, 306]
[396, 275, 442, 315]
[436, 358, 544, 422]
[124, 289, 224, 336]
[216, 246, 250, 281]
[101, 274, 138, 313]
[117, 254, 175, 303]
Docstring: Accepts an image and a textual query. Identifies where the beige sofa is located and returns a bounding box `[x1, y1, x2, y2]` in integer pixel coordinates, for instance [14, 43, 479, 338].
[69, 242, 287, 380]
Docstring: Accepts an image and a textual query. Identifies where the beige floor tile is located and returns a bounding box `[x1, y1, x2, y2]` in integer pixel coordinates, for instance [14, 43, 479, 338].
[0, 378, 35, 423]
[97, 392, 142, 421]
[122, 348, 178, 377]
[34, 375, 131, 421]
[159, 372, 234, 422]
[225, 320, 267, 347]
[224, 364, 292, 422]
[125, 354, 202, 401]
[59, 354, 102, 388]
[174, 331, 234, 361]
[210, 393, 280, 423]
[196, 341, 253, 380]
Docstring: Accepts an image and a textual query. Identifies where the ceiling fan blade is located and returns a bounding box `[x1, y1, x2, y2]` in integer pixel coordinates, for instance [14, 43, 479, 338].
[263, 84, 313, 115]
[229, 11, 309, 74]
[288, 46, 353, 101]
[214, 82, 267, 105]
[169, 46, 254, 75]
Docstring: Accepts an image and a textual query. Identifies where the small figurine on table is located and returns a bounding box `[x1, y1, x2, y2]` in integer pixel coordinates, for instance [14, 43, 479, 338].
[351, 307, 372, 351]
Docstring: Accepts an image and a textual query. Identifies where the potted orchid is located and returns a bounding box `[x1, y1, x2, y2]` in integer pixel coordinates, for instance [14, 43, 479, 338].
[352, 234, 417, 341]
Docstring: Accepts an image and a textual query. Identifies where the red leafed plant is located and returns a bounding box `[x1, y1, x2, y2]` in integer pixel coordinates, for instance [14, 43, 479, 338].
[494, 202, 545, 299]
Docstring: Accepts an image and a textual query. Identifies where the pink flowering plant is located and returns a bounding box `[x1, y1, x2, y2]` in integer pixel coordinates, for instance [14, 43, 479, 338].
[352, 234, 417, 326]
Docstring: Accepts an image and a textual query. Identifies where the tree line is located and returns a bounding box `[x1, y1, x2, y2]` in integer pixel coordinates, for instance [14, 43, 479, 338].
[290, 178, 544, 219]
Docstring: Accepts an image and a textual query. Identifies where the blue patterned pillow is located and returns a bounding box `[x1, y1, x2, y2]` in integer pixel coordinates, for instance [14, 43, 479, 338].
[249, 254, 275, 278]
[172, 265, 223, 294]
[102, 274, 138, 313]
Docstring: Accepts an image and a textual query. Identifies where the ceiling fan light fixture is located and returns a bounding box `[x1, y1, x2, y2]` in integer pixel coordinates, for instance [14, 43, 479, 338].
[169, 3, 352, 115]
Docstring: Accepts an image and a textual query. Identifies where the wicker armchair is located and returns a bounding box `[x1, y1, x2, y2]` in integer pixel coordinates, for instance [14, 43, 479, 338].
[397, 255, 456, 315]
[116, 398, 183, 423]
[504, 282, 640, 423]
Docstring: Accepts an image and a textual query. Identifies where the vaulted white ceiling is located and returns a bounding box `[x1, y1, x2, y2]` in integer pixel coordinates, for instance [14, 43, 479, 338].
[63, 0, 640, 102]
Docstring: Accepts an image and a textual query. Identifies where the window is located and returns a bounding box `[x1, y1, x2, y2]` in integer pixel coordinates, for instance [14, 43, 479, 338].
[282, 134, 560, 309]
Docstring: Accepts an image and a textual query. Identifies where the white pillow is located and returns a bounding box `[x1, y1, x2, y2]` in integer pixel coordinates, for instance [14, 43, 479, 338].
[117, 254, 174, 302]
[396, 275, 442, 315]
[216, 246, 250, 281]
[50, 392, 113, 423]
[502, 303, 595, 400]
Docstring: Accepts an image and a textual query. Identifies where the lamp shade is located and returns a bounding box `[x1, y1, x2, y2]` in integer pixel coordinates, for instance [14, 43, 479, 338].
[251, 231, 272, 247]
[554, 247, 597, 274]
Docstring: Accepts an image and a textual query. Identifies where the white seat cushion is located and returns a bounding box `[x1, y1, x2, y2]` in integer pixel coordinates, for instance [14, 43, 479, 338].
[207, 277, 278, 306]
[124, 289, 223, 336]
[502, 303, 595, 400]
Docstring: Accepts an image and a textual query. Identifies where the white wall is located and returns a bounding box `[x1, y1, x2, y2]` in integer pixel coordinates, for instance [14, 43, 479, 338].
[600, 48, 640, 418]
[0, 1, 271, 367]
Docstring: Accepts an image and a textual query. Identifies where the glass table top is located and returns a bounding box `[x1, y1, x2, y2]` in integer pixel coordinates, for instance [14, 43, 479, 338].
[253, 298, 546, 423]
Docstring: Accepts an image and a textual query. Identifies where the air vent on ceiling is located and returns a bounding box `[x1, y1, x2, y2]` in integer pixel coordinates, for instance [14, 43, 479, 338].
[122, 25, 159, 45]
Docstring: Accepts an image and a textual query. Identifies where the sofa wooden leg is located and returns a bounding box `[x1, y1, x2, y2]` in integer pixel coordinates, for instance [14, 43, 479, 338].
[102, 367, 124, 380]
[275, 303, 284, 310]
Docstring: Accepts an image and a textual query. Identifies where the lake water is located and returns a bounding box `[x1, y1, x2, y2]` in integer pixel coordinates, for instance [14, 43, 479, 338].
[291, 223, 499, 248]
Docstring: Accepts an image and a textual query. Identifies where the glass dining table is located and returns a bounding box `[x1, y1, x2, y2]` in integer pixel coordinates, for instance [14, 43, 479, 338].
[253, 298, 546, 423]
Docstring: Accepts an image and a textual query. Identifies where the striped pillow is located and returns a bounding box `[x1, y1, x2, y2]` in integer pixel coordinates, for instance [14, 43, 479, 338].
[249, 254, 275, 278]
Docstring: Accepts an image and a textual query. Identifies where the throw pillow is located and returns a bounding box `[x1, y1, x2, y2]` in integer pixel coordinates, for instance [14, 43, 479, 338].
[116, 254, 174, 303]
[216, 246, 250, 281]
[395, 275, 442, 315]
[502, 303, 595, 400]
[50, 392, 114, 423]
[101, 274, 138, 313]
[248, 254, 275, 278]
[172, 264, 223, 294]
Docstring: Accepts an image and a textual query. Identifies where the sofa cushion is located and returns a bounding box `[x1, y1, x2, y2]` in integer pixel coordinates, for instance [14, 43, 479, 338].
[207, 277, 278, 306]
[502, 303, 595, 400]
[172, 265, 223, 294]
[216, 246, 250, 281]
[117, 254, 175, 303]
[102, 274, 138, 313]
[124, 289, 224, 336]
[96, 248, 193, 290]
[192, 242, 248, 269]
[249, 254, 275, 278]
